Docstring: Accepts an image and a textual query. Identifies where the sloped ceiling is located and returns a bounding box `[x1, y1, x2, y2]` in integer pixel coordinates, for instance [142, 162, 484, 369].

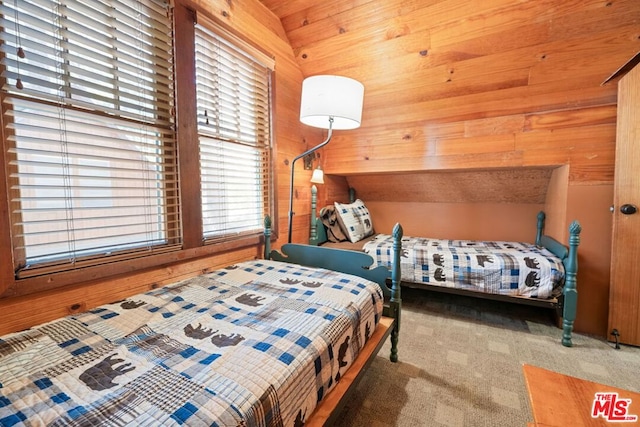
[259, 0, 639, 119]
[259, 0, 638, 196]
[346, 167, 555, 203]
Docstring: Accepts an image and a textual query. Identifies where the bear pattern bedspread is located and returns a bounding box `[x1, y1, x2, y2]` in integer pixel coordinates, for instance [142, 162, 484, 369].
[364, 235, 565, 299]
[0, 260, 383, 426]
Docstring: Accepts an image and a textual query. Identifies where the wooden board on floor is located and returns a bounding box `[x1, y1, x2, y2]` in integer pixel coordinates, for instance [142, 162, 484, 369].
[523, 364, 640, 426]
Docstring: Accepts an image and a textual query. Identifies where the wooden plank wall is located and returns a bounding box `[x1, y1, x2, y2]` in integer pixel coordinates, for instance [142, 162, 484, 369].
[260, 0, 640, 337]
[262, 0, 638, 179]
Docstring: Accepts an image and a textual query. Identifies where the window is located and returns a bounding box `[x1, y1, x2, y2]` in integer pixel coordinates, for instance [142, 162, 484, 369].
[194, 21, 274, 242]
[1, 0, 177, 277]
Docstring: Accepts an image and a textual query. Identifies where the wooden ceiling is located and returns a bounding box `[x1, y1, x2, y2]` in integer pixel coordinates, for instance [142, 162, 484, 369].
[259, 0, 639, 117]
[259, 0, 638, 180]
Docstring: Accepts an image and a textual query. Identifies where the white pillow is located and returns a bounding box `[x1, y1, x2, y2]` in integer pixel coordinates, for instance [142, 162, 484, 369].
[334, 199, 374, 243]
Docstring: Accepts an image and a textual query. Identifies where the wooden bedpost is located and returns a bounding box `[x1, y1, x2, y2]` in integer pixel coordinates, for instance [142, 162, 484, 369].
[264, 216, 272, 259]
[310, 185, 318, 244]
[562, 220, 581, 347]
[309, 185, 318, 244]
[536, 211, 545, 246]
[389, 222, 403, 362]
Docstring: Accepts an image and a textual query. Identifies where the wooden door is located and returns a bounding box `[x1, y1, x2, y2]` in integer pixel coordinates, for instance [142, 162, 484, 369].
[608, 54, 640, 346]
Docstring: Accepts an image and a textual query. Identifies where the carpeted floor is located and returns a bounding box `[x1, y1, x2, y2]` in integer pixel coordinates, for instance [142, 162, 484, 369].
[332, 287, 640, 426]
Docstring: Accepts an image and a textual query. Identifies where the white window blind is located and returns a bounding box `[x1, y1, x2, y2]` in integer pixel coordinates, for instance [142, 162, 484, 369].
[194, 22, 273, 242]
[1, 0, 178, 276]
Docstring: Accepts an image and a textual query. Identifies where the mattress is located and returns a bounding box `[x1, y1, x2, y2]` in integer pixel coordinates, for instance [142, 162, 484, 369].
[0, 259, 384, 426]
[364, 234, 565, 299]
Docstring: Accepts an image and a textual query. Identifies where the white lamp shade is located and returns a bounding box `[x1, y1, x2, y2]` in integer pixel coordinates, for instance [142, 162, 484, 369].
[310, 167, 325, 184]
[300, 75, 364, 130]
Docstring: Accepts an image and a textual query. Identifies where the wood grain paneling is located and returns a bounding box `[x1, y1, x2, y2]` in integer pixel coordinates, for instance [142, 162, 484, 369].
[260, 0, 638, 176]
[524, 105, 617, 131]
[435, 134, 516, 156]
[366, 201, 545, 243]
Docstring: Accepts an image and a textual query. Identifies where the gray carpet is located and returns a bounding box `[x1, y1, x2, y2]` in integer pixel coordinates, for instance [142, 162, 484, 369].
[332, 287, 640, 426]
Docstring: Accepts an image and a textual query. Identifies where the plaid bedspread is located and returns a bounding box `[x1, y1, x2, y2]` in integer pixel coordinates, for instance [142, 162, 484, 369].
[0, 260, 383, 426]
[363, 235, 565, 299]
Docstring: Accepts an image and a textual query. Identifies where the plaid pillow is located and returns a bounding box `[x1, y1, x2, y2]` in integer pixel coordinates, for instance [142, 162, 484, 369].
[334, 199, 374, 243]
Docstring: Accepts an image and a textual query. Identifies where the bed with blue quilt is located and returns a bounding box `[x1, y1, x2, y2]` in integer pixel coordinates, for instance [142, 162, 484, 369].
[309, 187, 581, 347]
[364, 235, 564, 299]
[0, 219, 403, 426]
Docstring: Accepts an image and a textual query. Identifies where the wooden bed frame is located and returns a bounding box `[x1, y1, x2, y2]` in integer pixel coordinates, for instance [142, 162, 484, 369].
[309, 187, 582, 347]
[264, 215, 403, 425]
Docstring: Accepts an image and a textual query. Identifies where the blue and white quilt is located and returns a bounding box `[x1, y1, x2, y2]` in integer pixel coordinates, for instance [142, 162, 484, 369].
[364, 235, 565, 299]
[0, 260, 383, 426]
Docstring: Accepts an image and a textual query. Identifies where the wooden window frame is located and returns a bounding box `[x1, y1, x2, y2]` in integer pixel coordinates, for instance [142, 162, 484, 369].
[195, 17, 274, 246]
[0, 2, 277, 299]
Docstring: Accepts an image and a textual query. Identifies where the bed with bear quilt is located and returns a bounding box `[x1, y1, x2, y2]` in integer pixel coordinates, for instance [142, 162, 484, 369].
[0, 259, 385, 426]
[309, 187, 581, 347]
[363, 235, 565, 300]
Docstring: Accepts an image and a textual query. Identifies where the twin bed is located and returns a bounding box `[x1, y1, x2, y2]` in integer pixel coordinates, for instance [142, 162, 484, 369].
[310, 187, 582, 348]
[0, 217, 403, 426]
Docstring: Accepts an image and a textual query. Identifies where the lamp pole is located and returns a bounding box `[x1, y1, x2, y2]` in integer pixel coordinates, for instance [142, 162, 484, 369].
[287, 117, 333, 243]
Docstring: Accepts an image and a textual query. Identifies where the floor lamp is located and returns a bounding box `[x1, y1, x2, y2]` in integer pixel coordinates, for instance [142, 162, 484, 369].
[287, 75, 364, 243]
